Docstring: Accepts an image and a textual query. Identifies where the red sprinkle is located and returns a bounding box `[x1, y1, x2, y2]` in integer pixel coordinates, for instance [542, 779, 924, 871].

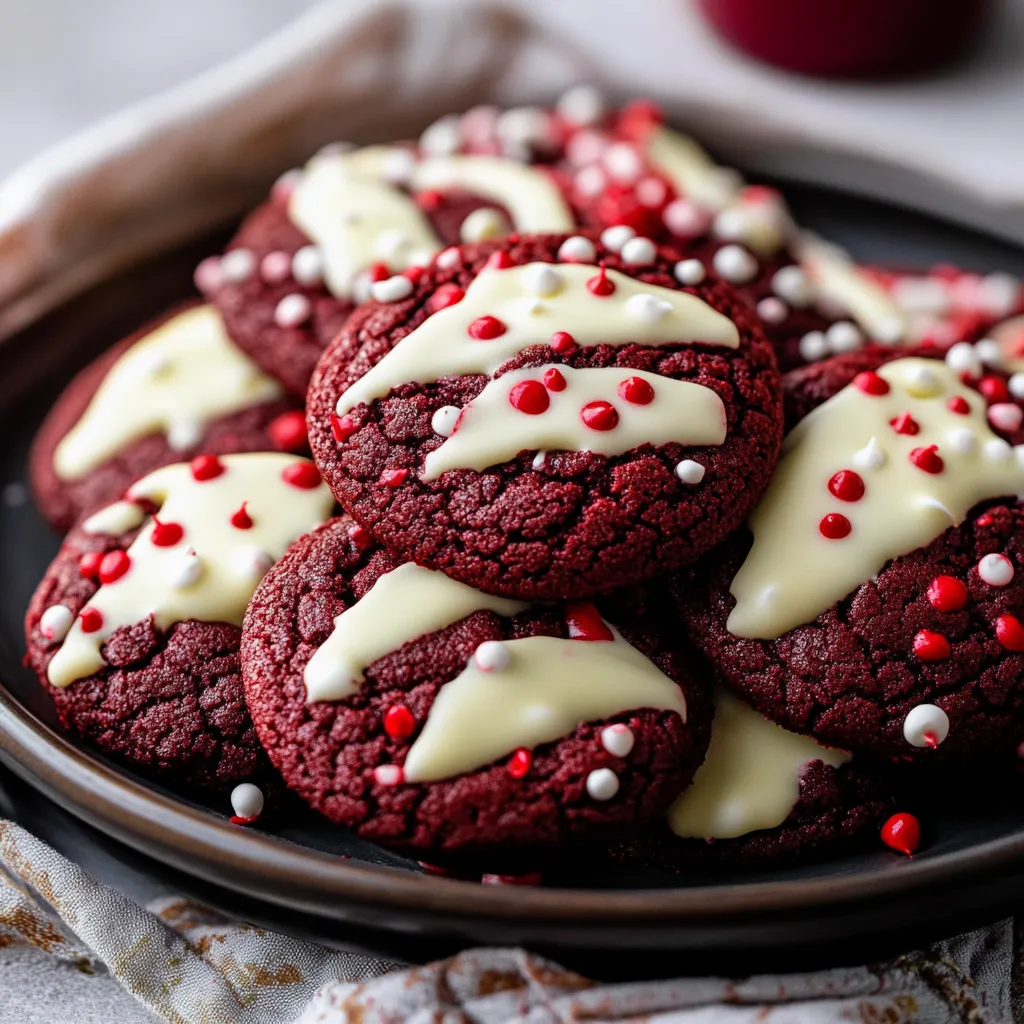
[618, 376, 655, 405]
[282, 462, 321, 489]
[348, 524, 371, 550]
[467, 315, 506, 340]
[98, 550, 130, 585]
[889, 412, 920, 436]
[485, 250, 514, 270]
[417, 189, 443, 210]
[581, 400, 619, 431]
[482, 872, 543, 886]
[78, 551, 102, 579]
[230, 503, 253, 529]
[151, 518, 184, 547]
[979, 375, 1010, 404]
[542, 368, 566, 392]
[819, 513, 851, 539]
[995, 614, 1024, 652]
[427, 283, 465, 313]
[881, 812, 920, 857]
[368, 263, 390, 283]
[268, 410, 307, 451]
[618, 98, 664, 141]
[947, 395, 971, 415]
[330, 413, 357, 443]
[586, 266, 616, 297]
[913, 630, 951, 662]
[909, 445, 944, 474]
[190, 454, 224, 481]
[379, 468, 409, 487]
[230, 815, 260, 826]
[827, 470, 865, 503]
[565, 601, 615, 641]
[927, 575, 968, 613]
[976, 513, 994, 528]
[79, 608, 103, 633]
[853, 371, 890, 396]
[507, 748, 532, 779]
[508, 380, 550, 415]
[403, 265, 424, 284]
[550, 331, 576, 353]
[384, 704, 416, 740]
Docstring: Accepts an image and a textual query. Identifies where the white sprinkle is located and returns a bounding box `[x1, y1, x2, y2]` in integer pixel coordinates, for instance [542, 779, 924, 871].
[756, 297, 788, 324]
[988, 403, 1023, 434]
[291, 245, 324, 286]
[980, 272, 1021, 317]
[193, 256, 223, 294]
[798, 331, 829, 362]
[474, 640, 511, 672]
[674, 259, 706, 286]
[626, 293, 672, 323]
[235, 546, 274, 583]
[1008, 374, 1024, 401]
[974, 338, 1003, 367]
[600, 724, 634, 758]
[556, 84, 606, 127]
[371, 275, 414, 303]
[374, 765, 404, 786]
[3, 482, 27, 507]
[712, 244, 758, 284]
[220, 248, 256, 284]
[985, 437, 1013, 462]
[557, 235, 597, 264]
[532, 451, 547, 470]
[496, 106, 552, 150]
[944, 341, 982, 378]
[712, 207, 750, 243]
[771, 265, 813, 307]
[40, 605, 74, 643]
[662, 198, 709, 238]
[902, 362, 942, 397]
[620, 237, 657, 267]
[460, 207, 510, 244]
[260, 250, 292, 285]
[675, 459, 705, 484]
[574, 165, 606, 197]
[586, 768, 620, 801]
[524, 264, 563, 297]
[852, 436, 886, 471]
[978, 553, 1014, 587]
[274, 293, 312, 328]
[431, 406, 461, 437]
[169, 550, 203, 589]
[230, 783, 264, 820]
[436, 247, 461, 271]
[166, 419, 203, 452]
[567, 128, 609, 167]
[826, 321, 864, 353]
[946, 427, 978, 455]
[600, 225, 636, 252]
[902, 704, 950, 749]
[351, 271, 374, 305]
[381, 147, 416, 185]
[419, 115, 461, 156]
[602, 142, 643, 184]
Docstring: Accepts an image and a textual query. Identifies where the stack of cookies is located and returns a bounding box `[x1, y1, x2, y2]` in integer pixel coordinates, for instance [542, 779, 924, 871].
[23, 88, 1024, 875]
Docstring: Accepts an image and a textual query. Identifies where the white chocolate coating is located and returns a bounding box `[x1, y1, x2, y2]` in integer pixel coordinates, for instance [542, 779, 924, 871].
[337, 262, 739, 415]
[81, 500, 146, 536]
[728, 358, 1024, 639]
[47, 454, 334, 688]
[423, 363, 726, 479]
[668, 688, 848, 839]
[53, 306, 282, 481]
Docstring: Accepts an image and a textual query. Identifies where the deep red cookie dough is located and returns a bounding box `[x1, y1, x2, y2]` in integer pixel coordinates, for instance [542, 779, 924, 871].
[307, 233, 783, 601]
[29, 304, 305, 534]
[240, 516, 711, 866]
[25, 516, 270, 792]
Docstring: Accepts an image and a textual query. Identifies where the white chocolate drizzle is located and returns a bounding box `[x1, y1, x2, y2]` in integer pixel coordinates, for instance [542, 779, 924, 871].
[81, 500, 146, 536]
[336, 262, 739, 415]
[728, 358, 1024, 639]
[53, 306, 282, 481]
[303, 562, 526, 702]
[644, 126, 741, 212]
[47, 454, 334, 688]
[668, 688, 848, 840]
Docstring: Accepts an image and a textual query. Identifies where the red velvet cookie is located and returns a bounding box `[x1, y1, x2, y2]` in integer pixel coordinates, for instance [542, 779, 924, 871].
[307, 233, 782, 600]
[30, 304, 305, 534]
[240, 516, 711, 866]
[24, 453, 335, 791]
[677, 354, 1024, 760]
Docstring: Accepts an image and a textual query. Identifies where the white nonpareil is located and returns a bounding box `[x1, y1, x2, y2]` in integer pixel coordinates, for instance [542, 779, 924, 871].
[668, 687, 848, 840]
[53, 306, 282, 480]
[336, 262, 739, 415]
[47, 454, 334, 688]
[303, 562, 526, 703]
[728, 358, 1024, 639]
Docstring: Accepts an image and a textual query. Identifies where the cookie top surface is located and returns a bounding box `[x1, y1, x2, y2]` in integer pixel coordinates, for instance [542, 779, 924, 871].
[678, 355, 1024, 759]
[308, 232, 782, 600]
[240, 516, 711, 864]
[29, 305, 304, 533]
[25, 452, 334, 790]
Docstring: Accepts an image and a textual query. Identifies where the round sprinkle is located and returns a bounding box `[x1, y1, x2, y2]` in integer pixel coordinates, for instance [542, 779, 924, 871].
[190, 454, 224, 481]
[663, 199, 710, 237]
[98, 550, 131, 585]
[978, 553, 1014, 587]
[618, 376, 655, 405]
[468, 315, 507, 340]
[626, 293, 672, 322]
[282, 462, 321, 489]
[40, 605, 74, 643]
[373, 765, 405, 787]
[79, 607, 103, 633]
[798, 331, 829, 362]
[474, 640, 511, 672]
[509, 380, 550, 415]
[985, 438, 1013, 462]
[260, 250, 292, 284]
[330, 413, 357, 442]
[819, 513, 851, 539]
[79, 552, 102, 579]
[603, 142, 644, 184]
[825, 321, 863, 354]
[550, 330, 576, 353]
[979, 375, 1010, 404]
[945, 342, 982, 378]
[170, 551, 204, 589]
[371, 275, 414, 303]
[600, 225, 636, 252]
[587, 267, 616, 297]
[927, 575, 968, 612]
[881, 813, 920, 857]
[996, 614, 1024, 651]
[988, 403, 1023, 433]
[674, 259, 706, 286]
[268, 410, 308, 452]
[230, 503, 253, 530]
[712, 244, 758, 284]
[384, 705, 416, 740]
[581, 400, 619, 431]
[379, 468, 409, 487]
[274, 293, 312, 328]
[975, 337, 1003, 366]
[913, 630, 951, 662]
[853, 372, 890, 396]
[557, 236, 597, 263]
[507, 748, 532, 779]
[620, 236, 657, 266]
[889, 412, 920, 436]
[947, 395, 971, 415]
[348, 523, 371, 550]
[427, 283, 465, 313]
[1008, 373, 1024, 401]
[525, 264, 563, 297]
[193, 256, 223, 294]
[675, 459, 706, 485]
[543, 367, 566, 392]
[556, 84, 605, 126]
[902, 363, 942, 397]
[771, 265, 812, 306]
[230, 783, 264, 822]
[532, 451, 547, 470]
[586, 768, 620, 801]
[946, 427, 977, 454]
[150, 518, 184, 547]
[852, 437, 886, 471]
[167, 419, 202, 452]
[908, 445, 944, 474]
[431, 406, 461, 437]
[436, 247, 461, 271]
[220, 248, 255, 283]
[756, 297, 788, 324]
[902, 704, 950, 748]
[460, 207, 509, 244]
[827, 470, 865, 502]
[600, 724, 635, 758]
[291, 245, 324, 286]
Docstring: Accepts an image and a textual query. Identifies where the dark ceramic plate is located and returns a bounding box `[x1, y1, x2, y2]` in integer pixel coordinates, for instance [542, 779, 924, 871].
[3, 185, 1024, 976]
